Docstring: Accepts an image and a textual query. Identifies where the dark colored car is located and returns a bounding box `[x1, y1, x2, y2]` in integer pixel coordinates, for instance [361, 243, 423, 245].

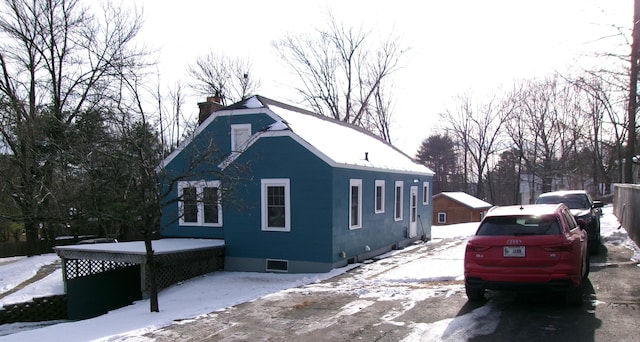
[464, 203, 589, 305]
[535, 190, 604, 254]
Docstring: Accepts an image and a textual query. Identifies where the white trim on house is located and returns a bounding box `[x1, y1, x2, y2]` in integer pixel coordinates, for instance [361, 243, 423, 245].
[394, 181, 404, 221]
[156, 108, 265, 173]
[231, 123, 252, 152]
[349, 179, 363, 230]
[409, 186, 418, 237]
[177, 180, 222, 227]
[375, 180, 385, 214]
[261, 178, 291, 232]
[159, 97, 435, 178]
[438, 212, 447, 224]
[422, 182, 430, 205]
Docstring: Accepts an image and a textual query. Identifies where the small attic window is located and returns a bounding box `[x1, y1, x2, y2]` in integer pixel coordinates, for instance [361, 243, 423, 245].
[231, 124, 251, 152]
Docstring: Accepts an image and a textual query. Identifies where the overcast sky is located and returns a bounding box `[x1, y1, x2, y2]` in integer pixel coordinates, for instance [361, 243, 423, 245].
[134, 0, 632, 155]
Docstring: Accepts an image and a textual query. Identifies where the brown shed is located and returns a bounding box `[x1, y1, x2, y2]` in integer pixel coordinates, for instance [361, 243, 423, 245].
[432, 192, 492, 225]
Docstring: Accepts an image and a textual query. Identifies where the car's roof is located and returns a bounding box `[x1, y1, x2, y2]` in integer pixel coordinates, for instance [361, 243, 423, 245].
[538, 190, 588, 198]
[485, 204, 564, 218]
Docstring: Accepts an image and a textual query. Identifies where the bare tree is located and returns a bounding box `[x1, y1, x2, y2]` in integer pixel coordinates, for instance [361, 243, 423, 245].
[0, 0, 146, 255]
[572, 74, 627, 193]
[272, 12, 406, 142]
[187, 51, 260, 105]
[505, 76, 585, 195]
[117, 66, 253, 313]
[441, 93, 508, 199]
[625, 0, 640, 183]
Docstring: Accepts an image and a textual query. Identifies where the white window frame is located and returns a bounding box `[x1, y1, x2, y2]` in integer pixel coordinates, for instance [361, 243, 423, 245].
[374, 180, 385, 214]
[422, 181, 430, 205]
[261, 179, 291, 232]
[178, 180, 222, 227]
[394, 181, 404, 221]
[438, 212, 447, 224]
[231, 124, 252, 152]
[349, 179, 363, 229]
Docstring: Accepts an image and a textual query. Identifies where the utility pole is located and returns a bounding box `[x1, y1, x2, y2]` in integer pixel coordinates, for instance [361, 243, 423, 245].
[625, 0, 640, 183]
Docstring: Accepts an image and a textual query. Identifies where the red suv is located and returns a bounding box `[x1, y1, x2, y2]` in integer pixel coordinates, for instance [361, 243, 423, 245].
[464, 204, 589, 305]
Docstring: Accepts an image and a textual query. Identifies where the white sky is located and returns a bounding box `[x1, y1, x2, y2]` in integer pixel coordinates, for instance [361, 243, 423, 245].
[132, 0, 632, 155]
[0, 206, 637, 341]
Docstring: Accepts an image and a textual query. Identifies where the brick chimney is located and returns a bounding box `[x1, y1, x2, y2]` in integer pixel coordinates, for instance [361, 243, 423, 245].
[198, 96, 224, 124]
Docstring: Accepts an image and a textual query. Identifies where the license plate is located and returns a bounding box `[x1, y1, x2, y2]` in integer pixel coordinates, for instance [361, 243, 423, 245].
[503, 246, 525, 257]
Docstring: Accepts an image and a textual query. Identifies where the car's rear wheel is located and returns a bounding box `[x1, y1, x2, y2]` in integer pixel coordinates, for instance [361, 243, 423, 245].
[465, 285, 485, 301]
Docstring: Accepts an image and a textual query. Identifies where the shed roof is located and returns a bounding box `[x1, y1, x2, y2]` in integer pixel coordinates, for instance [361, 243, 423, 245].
[434, 191, 492, 209]
[55, 238, 224, 256]
[164, 95, 434, 176]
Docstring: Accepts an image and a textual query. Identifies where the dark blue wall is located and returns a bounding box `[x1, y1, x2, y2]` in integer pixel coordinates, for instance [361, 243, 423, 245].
[160, 113, 275, 238]
[223, 136, 334, 263]
[331, 169, 432, 262]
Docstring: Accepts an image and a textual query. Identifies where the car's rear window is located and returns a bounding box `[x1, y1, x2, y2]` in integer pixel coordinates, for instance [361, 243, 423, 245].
[536, 194, 589, 209]
[476, 215, 562, 236]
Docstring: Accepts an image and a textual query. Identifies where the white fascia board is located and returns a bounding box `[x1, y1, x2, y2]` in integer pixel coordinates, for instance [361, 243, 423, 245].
[220, 129, 433, 177]
[156, 107, 276, 173]
[158, 106, 434, 178]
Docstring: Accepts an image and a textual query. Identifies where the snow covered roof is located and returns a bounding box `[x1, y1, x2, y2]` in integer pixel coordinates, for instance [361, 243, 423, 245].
[55, 239, 225, 255]
[435, 192, 492, 209]
[218, 95, 434, 176]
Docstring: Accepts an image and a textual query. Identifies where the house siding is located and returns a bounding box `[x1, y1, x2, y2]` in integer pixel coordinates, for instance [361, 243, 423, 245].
[219, 136, 336, 272]
[161, 113, 273, 178]
[160, 113, 277, 238]
[159, 97, 434, 273]
[331, 169, 432, 266]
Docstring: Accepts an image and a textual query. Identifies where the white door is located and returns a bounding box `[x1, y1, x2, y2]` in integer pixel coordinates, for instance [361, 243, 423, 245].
[410, 186, 418, 238]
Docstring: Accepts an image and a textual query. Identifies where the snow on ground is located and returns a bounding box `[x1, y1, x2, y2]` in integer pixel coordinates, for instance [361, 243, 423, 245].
[0, 205, 637, 341]
[599, 205, 640, 262]
[0, 269, 64, 306]
[0, 255, 59, 297]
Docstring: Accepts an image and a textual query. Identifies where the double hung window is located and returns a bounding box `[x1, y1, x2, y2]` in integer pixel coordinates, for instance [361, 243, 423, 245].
[350, 179, 362, 229]
[394, 181, 404, 221]
[178, 181, 222, 226]
[261, 179, 291, 232]
[375, 180, 385, 214]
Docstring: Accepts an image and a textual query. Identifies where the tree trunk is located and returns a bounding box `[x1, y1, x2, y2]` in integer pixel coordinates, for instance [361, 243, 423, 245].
[145, 238, 159, 312]
[24, 220, 39, 256]
[626, 0, 640, 183]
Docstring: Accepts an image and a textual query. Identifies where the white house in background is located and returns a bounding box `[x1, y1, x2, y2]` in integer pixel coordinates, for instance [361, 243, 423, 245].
[519, 174, 602, 204]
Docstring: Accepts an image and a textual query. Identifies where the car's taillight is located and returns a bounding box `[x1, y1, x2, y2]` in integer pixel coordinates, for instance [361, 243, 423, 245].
[466, 242, 490, 252]
[542, 242, 573, 252]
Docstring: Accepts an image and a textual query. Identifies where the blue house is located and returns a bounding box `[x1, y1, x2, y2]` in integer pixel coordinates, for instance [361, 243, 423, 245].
[158, 95, 434, 273]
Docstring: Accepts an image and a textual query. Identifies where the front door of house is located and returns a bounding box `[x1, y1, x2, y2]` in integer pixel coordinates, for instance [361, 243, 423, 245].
[410, 186, 418, 238]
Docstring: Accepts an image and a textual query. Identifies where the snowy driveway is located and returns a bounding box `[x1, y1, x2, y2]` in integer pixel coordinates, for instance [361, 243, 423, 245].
[136, 207, 640, 342]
